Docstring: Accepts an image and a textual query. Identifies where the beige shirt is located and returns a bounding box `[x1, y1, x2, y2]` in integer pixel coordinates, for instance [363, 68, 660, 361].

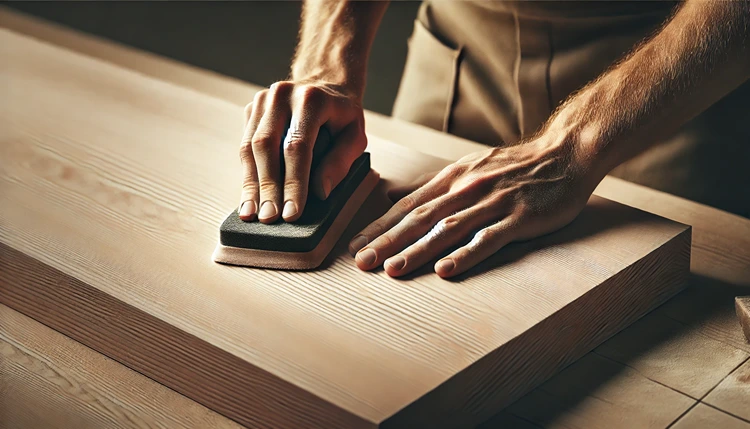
[392, 1, 750, 217]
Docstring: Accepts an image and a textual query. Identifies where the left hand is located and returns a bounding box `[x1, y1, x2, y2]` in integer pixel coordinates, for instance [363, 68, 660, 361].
[347, 137, 603, 278]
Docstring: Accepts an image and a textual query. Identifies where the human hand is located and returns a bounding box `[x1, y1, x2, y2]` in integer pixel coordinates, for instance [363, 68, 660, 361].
[348, 137, 603, 278]
[238, 81, 367, 223]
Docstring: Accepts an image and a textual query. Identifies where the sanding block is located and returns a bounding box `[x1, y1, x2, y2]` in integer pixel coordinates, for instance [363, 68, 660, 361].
[212, 127, 379, 269]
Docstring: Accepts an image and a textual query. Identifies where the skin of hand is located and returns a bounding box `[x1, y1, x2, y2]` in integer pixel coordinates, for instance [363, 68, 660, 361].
[238, 82, 366, 223]
[237, 0, 388, 224]
[349, 0, 749, 278]
[348, 137, 602, 279]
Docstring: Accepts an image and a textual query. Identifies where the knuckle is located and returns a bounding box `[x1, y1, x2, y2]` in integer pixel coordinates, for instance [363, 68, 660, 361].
[239, 140, 253, 156]
[283, 178, 306, 194]
[477, 228, 494, 242]
[469, 228, 493, 247]
[514, 202, 533, 219]
[361, 220, 386, 239]
[374, 233, 395, 249]
[396, 194, 418, 212]
[409, 204, 435, 224]
[297, 84, 327, 106]
[269, 81, 294, 94]
[442, 163, 464, 180]
[455, 175, 492, 196]
[252, 90, 267, 106]
[485, 191, 508, 208]
[251, 133, 278, 151]
[268, 82, 293, 104]
[244, 102, 254, 117]
[440, 216, 461, 232]
[258, 179, 279, 194]
[241, 180, 258, 193]
[283, 136, 311, 155]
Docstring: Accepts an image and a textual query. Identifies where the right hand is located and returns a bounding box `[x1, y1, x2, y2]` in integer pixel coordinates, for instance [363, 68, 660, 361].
[238, 81, 367, 223]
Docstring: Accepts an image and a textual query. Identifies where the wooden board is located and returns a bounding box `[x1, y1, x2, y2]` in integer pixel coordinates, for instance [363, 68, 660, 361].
[0, 303, 244, 429]
[703, 358, 750, 421]
[497, 352, 696, 429]
[671, 404, 750, 429]
[0, 29, 691, 428]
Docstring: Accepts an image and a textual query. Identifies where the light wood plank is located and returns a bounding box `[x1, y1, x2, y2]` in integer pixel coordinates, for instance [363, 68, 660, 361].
[671, 404, 750, 429]
[0, 29, 692, 428]
[703, 358, 750, 421]
[0, 303, 244, 429]
[504, 353, 695, 429]
[595, 311, 749, 398]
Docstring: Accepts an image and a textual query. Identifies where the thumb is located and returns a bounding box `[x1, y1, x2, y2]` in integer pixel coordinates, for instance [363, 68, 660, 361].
[310, 123, 367, 200]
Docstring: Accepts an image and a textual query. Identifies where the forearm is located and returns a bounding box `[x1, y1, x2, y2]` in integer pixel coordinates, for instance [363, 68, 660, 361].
[545, 0, 750, 181]
[291, 0, 389, 98]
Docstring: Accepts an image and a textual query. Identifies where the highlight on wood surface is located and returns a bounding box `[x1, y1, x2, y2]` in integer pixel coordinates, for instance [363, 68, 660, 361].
[0, 29, 692, 428]
[736, 297, 750, 342]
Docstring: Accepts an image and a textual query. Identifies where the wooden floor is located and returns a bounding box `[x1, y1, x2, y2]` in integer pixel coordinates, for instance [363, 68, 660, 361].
[2, 8, 749, 429]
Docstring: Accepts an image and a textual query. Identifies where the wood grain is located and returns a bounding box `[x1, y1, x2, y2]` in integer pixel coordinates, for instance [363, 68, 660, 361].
[703, 358, 750, 421]
[0, 303, 244, 429]
[0, 29, 691, 428]
[595, 310, 750, 398]
[502, 352, 696, 429]
[671, 404, 750, 429]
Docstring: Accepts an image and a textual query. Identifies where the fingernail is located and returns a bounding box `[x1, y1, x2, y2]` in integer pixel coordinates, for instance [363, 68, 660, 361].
[386, 255, 406, 271]
[282, 200, 297, 219]
[323, 177, 332, 199]
[437, 259, 455, 274]
[349, 235, 368, 254]
[258, 201, 277, 220]
[357, 248, 377, 266]
[239, 201, 257, 219]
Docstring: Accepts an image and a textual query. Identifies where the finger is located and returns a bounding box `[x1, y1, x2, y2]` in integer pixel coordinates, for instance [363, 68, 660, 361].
[252, 83, 293, 223]
[348, 176, 449, 256]
[383, 203, 500, 278]
[281, 87, 331, 222]
[310, 121, 367, 201]
[386, 171, 438, 203]
[434, 217, 519, 278]
[353, 191, 469, 271]
[238, 95, 265, 221]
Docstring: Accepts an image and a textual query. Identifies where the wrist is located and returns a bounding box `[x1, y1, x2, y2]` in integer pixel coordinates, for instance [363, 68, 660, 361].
[291, 34, 368, 100]
[290, 61, 366, 101]
[533, 120, 609, 192]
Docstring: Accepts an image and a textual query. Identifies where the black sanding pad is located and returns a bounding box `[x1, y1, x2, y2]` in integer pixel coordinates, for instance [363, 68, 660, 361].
[219, 153, 370, 252]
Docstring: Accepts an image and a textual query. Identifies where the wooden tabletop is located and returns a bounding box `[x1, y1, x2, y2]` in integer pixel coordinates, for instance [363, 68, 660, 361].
[2, 8, 749, 429]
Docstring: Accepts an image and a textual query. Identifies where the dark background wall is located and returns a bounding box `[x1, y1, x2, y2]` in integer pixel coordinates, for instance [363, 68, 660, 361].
[8, 1, 421, 115]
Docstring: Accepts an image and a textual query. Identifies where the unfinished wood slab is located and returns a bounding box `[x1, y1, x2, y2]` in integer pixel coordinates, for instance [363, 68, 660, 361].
[703, 358, 750, 421]
[0, 30, 691, 428]
[504, 353, 696, 429]
[0, 304, 243, 429]
[672, 404, 750, 429]
[596, 310, 749, 398]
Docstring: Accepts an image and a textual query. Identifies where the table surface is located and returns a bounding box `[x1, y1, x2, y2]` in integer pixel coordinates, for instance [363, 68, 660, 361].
[1, 8, 749, 429]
